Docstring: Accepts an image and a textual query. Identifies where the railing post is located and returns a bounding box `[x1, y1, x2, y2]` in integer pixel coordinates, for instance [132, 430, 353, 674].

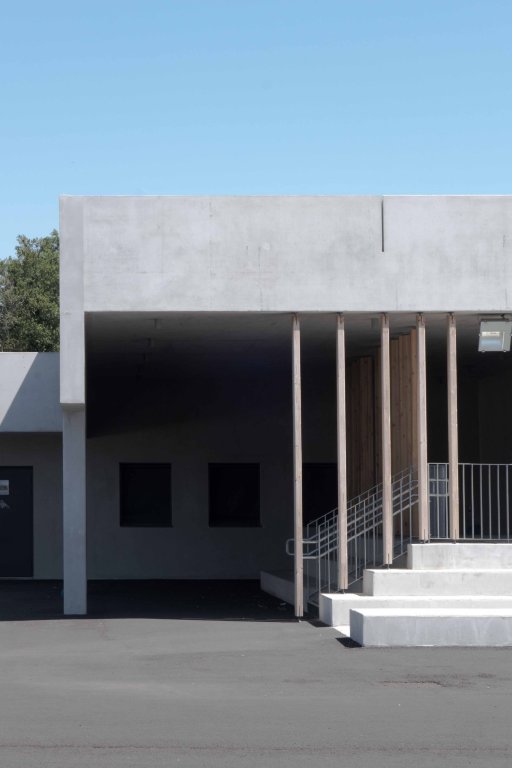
[447, 313, 459, 539]
[381, 313, 393, 565]
[292, 314, 304, 616]
[336, 314, 348, 590]
[416, 314, 429, 540]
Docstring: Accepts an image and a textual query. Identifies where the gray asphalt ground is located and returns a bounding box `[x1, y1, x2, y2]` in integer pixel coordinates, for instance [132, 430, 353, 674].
[0, 581, 511, 768]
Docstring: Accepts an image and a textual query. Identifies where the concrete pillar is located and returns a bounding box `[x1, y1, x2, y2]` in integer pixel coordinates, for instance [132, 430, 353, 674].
[292, 314, 304, 617]
[336, 314, 348, 591]
[447, 314, 459, 539]
[416, 314, 429, 541]
[381, 314, 393, 565]
[63, 406, 87, 614]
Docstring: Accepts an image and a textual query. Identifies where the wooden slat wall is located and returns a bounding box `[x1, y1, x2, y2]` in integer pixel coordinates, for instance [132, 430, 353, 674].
[346, 329, 418, 502]
[391, 339, 401, 475]
[346, 355, 376, 498]
[374, 349, 382, 486]
[390, 330, 418, 476]
[390, 330, 418, 536]
[410, 329, 418, 470]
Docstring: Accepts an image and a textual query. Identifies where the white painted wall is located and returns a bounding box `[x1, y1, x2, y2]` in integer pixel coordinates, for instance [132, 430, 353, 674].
[0, 353, 61, 432]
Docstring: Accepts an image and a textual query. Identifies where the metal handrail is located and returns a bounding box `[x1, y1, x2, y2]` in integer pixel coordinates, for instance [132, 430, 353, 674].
[288, 460, 512, 611]
[286, 466, 418, 606]
[286, 467, 414, 550]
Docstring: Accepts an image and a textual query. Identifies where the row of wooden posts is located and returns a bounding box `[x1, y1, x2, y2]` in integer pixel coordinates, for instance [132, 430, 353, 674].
[292, 313, 460, 617]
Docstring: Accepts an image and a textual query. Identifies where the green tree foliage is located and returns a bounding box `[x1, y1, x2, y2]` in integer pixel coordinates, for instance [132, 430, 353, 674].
[0, 230, 59, 351]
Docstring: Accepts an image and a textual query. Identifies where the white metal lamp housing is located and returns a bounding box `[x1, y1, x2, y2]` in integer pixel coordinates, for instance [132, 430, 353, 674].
[478, 320, 512, 352]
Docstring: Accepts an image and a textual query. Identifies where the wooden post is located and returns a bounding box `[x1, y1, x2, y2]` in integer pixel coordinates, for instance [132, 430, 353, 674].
[447, 313, 459, 539]
[416, 314, 429, 540]
[336, 314, 348, 591]
[381, 314, 393, 565]
[292, 314, 304, 616]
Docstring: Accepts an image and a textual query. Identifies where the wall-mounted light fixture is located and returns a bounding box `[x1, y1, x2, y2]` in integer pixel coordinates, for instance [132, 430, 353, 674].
[478, 320, 512, 352]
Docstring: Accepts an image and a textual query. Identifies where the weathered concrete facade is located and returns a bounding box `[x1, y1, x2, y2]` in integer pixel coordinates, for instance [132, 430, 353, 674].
[3, 196, 512, 615]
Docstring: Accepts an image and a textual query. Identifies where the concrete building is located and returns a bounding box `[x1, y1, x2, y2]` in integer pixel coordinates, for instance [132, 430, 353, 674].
[2, 195, 512, 644]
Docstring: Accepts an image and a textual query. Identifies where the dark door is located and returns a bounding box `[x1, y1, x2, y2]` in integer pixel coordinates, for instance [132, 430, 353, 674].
[0, 467, 33, 577]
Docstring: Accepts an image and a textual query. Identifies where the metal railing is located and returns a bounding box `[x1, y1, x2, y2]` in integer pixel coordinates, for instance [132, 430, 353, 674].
[429, 462, 512, 540]
[347, 466, 417, 587]
[287, 461, 512, 611]
[286, 466, 418, 607]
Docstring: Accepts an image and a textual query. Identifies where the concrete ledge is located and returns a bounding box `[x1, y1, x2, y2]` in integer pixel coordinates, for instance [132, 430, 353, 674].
[408, 543, 512, 570]
[350, 608, 512, 647]
[260, 571, 294, 605]
[363, 568, 512, 596]
[320, 592, 512, 627]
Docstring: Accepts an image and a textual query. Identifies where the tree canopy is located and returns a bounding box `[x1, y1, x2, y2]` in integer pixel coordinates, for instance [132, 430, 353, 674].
[0, 230, 59, 352]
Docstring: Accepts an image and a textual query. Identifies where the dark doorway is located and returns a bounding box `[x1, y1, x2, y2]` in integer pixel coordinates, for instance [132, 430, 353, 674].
[303, 463, 337, 525]
[0, 467, 33, 577]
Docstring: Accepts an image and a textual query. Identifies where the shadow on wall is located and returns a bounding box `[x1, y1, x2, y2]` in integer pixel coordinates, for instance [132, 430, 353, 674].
[0, 580, 298, 622]
[0, 353, 61, 433]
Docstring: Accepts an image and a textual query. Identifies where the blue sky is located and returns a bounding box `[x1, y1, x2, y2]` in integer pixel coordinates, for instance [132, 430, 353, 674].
[1, 0, 511, 258]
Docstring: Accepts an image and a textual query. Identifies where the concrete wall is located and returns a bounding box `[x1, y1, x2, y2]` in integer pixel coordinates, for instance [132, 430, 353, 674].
[0, 434, 62, 578]
[0, 353, 61, 432]
[67, 195, 512, 314]
[54, 195, 512, 590]
[0, 361, 335, 581]
[60, 195, 512, 406]
[60, 198, 85, 406]
[86, 364, 335, 579]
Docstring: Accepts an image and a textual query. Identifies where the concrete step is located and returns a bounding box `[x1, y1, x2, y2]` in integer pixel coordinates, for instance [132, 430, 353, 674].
[408, 542, 512, 570]
[350, 608, 512, 647]
[320, 592, 512, 627]
[363, 568, 512, 596]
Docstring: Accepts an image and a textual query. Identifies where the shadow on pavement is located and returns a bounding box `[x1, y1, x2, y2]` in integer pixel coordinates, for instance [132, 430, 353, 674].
[0, 579, 300, 622]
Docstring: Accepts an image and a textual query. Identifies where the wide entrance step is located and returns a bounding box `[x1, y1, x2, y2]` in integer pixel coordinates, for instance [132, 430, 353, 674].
[408, 542, 512, 570]
[363, 568, 512, 596]
[351, 608, 512, 647]
[321, 543, 512, 646]
[320, 593, 512, 627]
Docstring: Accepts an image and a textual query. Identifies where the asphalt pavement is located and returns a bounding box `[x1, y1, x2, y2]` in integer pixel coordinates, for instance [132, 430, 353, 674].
[0, 580, 511, 767]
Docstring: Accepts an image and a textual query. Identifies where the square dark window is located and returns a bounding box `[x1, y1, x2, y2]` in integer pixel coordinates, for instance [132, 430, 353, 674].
[209, 463, 260, 527]
[120, 463, 172, 527]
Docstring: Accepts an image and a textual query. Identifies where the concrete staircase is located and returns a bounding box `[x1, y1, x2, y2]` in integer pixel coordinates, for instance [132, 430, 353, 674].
[320, 543, 512, 647]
